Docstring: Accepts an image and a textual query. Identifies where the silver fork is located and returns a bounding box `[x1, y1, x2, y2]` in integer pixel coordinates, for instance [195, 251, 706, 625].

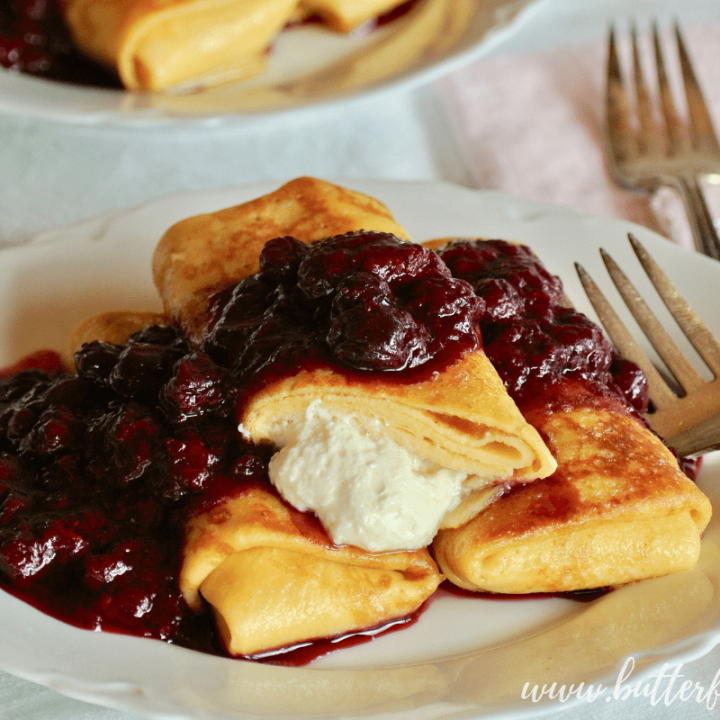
[576, 233, 720, 457]
[605, 22, 720, 260]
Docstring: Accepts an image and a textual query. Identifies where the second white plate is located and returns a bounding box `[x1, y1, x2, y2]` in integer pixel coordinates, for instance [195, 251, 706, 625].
[0, 0, 541, 126]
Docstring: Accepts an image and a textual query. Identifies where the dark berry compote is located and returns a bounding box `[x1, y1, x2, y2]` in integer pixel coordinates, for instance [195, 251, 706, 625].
[200, 231, 484, 406]
[0, 231, 484, 662]
[0, 0, 121, 86]
[435, 239, 651, 422]
[437, 239, 705, 485]
[0, 324, 272, 655]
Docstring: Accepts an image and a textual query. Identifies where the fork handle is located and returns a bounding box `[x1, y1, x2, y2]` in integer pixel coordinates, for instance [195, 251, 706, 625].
[674, 176, 720, 261]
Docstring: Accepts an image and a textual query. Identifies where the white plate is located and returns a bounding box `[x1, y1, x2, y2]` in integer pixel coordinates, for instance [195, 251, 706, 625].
[1, 179, 719, 720]
[0, 0, 541, 127]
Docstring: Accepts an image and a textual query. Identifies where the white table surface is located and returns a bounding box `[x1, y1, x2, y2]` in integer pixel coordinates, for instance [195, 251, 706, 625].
[1, 0, 719, 718]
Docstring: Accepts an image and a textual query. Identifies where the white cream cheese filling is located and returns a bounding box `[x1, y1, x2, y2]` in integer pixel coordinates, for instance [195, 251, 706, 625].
[264, 400, 470, 553]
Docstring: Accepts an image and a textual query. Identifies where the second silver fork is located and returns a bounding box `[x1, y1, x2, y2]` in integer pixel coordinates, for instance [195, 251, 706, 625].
[605, 22, 720, 260]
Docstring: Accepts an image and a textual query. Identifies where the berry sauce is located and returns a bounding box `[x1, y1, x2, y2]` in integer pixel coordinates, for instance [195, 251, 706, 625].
[0, 233, 664, 665]
[436, 240, 703, 482]
[0, 0, 121, 87]
[199, 231, 483, 410]
[0, 231, 483, 664]
[0, 325, 247, 655]
[435, 239, 650, 419]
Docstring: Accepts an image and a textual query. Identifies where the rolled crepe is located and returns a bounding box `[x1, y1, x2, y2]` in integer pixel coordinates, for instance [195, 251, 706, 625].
[242, 350, 556, 488]
[152, 177, 410, 341]
[429, 236, 713, 593]
[61, 304, 443, 655]
[61, 0, 409, 91]
[179, 482, 442, 657]
[433, 399, 713, 593]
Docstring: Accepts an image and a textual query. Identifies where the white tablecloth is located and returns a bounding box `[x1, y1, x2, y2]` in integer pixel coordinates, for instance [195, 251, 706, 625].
[1, 0, 719, 718]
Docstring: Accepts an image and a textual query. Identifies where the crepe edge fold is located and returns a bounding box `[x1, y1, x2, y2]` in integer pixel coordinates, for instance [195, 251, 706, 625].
[180, 484, 441, 656]
[241, 350, 558, 484]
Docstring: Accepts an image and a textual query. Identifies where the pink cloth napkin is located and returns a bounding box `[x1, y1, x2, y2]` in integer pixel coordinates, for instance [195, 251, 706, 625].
[439, 24, 720, 250]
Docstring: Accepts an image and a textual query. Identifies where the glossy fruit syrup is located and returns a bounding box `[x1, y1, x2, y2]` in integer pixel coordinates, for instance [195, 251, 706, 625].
[0, 231, 485, 664]
[0, 325, 242, 655]
[436, 238, 650, 417]
[0, 232, 670, 666]
[200, 231, 484, 404]
[436, 239, 700, 482]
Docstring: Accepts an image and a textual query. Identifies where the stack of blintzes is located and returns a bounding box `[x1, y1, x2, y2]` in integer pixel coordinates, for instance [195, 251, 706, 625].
[62, 178, 710, 659]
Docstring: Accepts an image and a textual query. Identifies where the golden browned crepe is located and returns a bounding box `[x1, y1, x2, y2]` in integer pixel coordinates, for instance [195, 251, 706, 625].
[78, 177, 548, 655]
[153, 177, 410, 341]
[423, 276, 714, 602]
[179, 482, 441, 656]
[434, 400, 712, 593]
[61, 0, 410, 91]
[59, 180, 713, 658]
[422, 236, 712, 592]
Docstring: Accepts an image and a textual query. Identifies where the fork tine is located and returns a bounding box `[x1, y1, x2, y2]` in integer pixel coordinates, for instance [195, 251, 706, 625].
[658, 22, 720, 260]
[674, 23, 720, 155]
[628, 233, 720, 375]
[599, 246, 705, 393]
[631, 24, 663, 154]
[652, 22, 687, 155]
[606, 23, 720, 261]
[605, 26, 637, 169]
[575, 262, 677, 410]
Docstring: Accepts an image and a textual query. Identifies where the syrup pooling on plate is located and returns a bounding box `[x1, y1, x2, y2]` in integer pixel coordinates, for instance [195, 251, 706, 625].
[0, 335, 411, 664]
[0, 324, 262, 653]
